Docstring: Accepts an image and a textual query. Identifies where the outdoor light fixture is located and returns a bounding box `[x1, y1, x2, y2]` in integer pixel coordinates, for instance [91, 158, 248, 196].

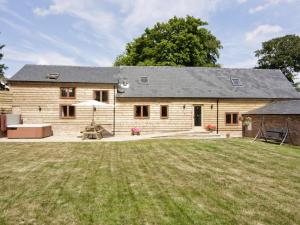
[38, 106, 42, 112]
[211, 104, 214, 110]
[183, 105, 186, 109]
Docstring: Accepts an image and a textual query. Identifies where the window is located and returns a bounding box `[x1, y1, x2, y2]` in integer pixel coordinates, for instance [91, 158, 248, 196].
[225, 112, 239, 125]
[47, 73, 59, 80]
[140, 76, 149, 84]
[231, 77, 242, 86]
[60, 87, 75, 98]
[134, 105, 149, 118]
[94, 90, 108, 102]
[60, 105, 75, 118]
[160, 105, 168, 119]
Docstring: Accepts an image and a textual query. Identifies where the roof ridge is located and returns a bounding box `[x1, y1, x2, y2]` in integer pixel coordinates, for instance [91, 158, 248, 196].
[23, 64, 281, 72]
[24, 64, 119, 69]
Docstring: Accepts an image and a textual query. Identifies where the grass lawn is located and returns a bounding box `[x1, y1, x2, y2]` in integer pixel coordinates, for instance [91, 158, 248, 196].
[0, 139, 299, 225]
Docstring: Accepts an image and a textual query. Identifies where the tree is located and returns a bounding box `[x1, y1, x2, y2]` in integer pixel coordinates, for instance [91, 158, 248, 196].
[114, 16, 222, 67]
[295, 82, 300, 92]
[0, 41, 7, 80]
[255, 35, 300, 84]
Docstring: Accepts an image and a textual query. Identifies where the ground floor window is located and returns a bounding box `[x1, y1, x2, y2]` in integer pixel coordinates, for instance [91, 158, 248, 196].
[160, 105, 168, 119]
[60, 105, 75, 118]
[94, 90, 108, 102]
[134, 105, 149, 118]
[226, 112, 239, 125]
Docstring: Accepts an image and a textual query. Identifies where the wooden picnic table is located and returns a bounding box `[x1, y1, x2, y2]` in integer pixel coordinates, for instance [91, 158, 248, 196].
[81, 124, 105, 140]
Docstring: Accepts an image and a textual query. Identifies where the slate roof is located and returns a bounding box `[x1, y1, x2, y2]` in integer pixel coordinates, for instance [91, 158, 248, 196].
[9, 64, 118, 84]
[116, 66, 300, 99]
[9, 64, 300, 99]
[244, 100, 300, 115]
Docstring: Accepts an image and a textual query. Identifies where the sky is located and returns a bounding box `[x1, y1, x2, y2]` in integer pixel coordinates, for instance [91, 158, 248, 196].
[0, 0, 300, 80]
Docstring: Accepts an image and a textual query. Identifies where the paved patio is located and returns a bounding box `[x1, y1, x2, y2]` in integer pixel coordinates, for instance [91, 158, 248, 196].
[0, 130, 225, 142]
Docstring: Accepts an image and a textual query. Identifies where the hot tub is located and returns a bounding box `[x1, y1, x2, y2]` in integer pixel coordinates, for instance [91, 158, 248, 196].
[7, 124, 53, 139]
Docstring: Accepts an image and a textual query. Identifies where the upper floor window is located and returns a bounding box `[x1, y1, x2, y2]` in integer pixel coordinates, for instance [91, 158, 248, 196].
[94, 90, 108, 102]
[60, 87, 76, 99]
[226, 112, 239, 125]
[134, 105, 149, 119]
[160, 105, 168, 119]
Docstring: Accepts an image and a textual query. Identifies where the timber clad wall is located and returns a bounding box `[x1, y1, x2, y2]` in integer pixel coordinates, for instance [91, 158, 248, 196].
[0, 91, 12, 113]
[11, 83, 115, 135]
[244, 115, 300, 146]
[217, 99, 270, 132]
[11, 82, 270, 135]
[115, 98, 270, 134]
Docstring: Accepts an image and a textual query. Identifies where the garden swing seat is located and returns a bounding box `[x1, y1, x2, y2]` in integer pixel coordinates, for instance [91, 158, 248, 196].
[252, 117, 291, 146]
[264, 128, 288, 143]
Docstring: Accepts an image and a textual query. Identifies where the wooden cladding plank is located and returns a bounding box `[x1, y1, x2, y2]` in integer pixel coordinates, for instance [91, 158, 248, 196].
[0, 91, 12, 113]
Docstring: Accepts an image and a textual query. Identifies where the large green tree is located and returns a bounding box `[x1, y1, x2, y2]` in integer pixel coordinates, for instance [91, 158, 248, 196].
[255, 35, 300, 84]
[0, 41, 7, 80]
[114, 16, 222, 67]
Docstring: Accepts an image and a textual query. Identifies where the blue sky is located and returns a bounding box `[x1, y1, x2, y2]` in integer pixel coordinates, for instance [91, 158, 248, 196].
[1, 0, 300, 79]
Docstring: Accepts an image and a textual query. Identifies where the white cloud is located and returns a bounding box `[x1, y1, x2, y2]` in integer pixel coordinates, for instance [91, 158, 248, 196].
[33, 0, 117, 32]
[0, 17, 31, 35]
[38, 32, 81, 55]
[92, 58, 113, 67]
[237, 0, 248, 4]
[245, 24, 282, 42]
[0, 0, 32, 24]
[226, 58, 257, 68]
[4, 48, 78, 65]
[32, 0, 224, 61]
[33, 0, 223, 38]
[121, 0, 222, 35]
[249, 0, 296, 13]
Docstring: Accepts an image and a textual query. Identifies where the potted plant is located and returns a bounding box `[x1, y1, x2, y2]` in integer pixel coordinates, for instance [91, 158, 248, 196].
[240, 116, 252, 132]
[131, 127, 141, 135]
[206, 124, 216, 132]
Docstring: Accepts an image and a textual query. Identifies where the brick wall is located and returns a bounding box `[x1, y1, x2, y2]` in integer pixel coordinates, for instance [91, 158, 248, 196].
[244, 115, 300, 146]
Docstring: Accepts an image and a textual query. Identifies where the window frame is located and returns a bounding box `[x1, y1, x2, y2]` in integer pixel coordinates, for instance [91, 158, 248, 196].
[93, 90, 109, 103]
[60, 105, 76, 119]
[134, 105, 150, 119]
[225, 112, 239, 126]
[60, 87, 76, 99]
[160, 105, 169, 119]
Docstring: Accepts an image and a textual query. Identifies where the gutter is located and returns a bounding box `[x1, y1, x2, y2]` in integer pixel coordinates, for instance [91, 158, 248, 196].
[217, 99, 219, 134]
[113, 84, 116, 136]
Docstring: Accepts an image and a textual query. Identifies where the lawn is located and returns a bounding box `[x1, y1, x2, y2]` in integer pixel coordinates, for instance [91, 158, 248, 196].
[0, 139, 299, 225]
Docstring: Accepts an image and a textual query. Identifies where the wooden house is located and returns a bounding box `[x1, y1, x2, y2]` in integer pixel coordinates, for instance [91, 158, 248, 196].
[8, 65, 300, 136]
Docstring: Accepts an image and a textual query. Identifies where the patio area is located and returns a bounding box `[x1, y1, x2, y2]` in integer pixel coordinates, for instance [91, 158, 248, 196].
[0, 130, 223, 142]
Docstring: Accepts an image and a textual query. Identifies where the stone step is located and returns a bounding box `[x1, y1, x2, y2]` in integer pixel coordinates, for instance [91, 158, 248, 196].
[152, 131, 221, 139]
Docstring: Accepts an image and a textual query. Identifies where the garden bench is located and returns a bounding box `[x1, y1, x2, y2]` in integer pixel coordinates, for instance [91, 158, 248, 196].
[264, 128, 287, 141]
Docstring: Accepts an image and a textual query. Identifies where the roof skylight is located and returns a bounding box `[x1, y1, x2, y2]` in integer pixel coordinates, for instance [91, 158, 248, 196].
[140, 76, 149, 84]
[231, 77, 242, 86]
[47, 73, 59, 80]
